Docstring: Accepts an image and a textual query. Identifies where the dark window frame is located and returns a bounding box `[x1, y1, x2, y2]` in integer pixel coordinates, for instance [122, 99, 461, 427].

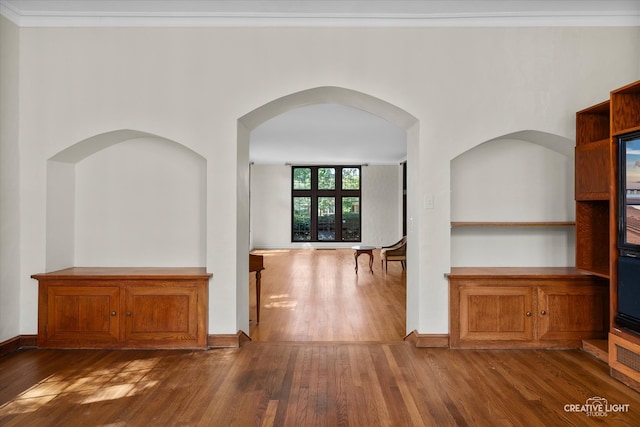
[291, 165, 361, 242]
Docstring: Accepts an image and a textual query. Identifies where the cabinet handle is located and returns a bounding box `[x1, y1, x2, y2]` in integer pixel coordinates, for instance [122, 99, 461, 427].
[526, 311, 532, 317]
[540, 310, 547, 316]
[111, 311, 116, 316]
[126, 311, 132, 316]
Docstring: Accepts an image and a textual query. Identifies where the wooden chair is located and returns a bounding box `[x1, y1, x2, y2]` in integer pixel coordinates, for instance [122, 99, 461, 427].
[380, 236, 407, 272]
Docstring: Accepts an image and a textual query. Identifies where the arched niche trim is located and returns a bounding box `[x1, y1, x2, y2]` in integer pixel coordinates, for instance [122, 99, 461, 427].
[453, 130, 574, 161]
[50, 129, 205, 164]
[235, 86, 420, 335]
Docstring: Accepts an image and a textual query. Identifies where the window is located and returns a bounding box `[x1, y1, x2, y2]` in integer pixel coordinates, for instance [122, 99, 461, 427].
[291, 166, 361, 242]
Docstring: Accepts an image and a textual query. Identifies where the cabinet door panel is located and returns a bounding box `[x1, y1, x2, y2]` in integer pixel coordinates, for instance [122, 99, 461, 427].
[460, 287, 534, 341]
[124, 285, 199, 345]
[47, 286, 120, 345]
[537, 286, 608, 340]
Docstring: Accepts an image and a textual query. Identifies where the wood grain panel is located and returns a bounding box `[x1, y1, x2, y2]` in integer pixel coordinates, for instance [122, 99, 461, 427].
[612, 83, 640, 134]
[576, 102, 610, 146]
[575, 140, 611, 199]
[460, 286, 534, 342]
[46, 286, 119, 345]
[537, 285, 608, 340]
[124, 283, 203, 347]
[575, 201, 610, 277]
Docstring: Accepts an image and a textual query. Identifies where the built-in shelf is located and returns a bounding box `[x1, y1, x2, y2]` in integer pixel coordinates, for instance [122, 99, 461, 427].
[451, 221, 575, 227]
[613, 124, 640, 137]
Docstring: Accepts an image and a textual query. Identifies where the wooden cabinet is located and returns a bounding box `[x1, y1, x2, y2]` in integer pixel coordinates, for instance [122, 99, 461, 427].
[449, 267, 608, 349]
[32, 267, 211, 349]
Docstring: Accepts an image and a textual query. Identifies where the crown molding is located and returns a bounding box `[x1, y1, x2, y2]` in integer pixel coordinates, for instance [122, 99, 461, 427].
[1, 1, 639, 28]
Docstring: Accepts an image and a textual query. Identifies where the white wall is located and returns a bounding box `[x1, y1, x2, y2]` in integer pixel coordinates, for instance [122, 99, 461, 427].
[1, 23, 638, 341]
[74, 137, 206, 267]
[0, 16, 21, 342]
[451, 137, 575, 266]
[250, 164, 402, 249]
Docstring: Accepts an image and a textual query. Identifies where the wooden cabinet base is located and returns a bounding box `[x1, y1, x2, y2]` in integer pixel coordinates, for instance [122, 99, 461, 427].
[32, 267, 211, 349]
[449, 267, 608, 349]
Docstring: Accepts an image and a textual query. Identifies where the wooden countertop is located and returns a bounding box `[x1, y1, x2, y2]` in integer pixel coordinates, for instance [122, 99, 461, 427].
[31, 267, 212, 280]
[448, 266, 600, 279]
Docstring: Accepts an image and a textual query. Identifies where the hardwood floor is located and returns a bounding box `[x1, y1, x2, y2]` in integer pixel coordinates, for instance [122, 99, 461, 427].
[2, 249, 640, 425]
[248, 249, 406, 342]
[2, 343, 640, 425]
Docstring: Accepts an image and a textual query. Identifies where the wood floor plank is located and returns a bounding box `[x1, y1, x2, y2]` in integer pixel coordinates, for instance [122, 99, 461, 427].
[2, 343, 640, 425]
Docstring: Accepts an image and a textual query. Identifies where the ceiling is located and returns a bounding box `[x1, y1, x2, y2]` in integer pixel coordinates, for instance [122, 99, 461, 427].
[1, 1, 638, 165]
[250, 104, 406, 165]
[2, 1, 639, 27]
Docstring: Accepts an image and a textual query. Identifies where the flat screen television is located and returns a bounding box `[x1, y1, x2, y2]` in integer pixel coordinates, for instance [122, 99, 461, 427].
[617, 256, 640, 334]
[618, 131, 640, 255]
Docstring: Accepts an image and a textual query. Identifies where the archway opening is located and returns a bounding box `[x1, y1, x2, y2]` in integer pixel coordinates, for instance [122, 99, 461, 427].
[237, 87, 419, 338]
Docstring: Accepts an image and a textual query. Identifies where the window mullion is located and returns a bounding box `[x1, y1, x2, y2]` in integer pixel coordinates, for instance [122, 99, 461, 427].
[311, 167, 318, 241]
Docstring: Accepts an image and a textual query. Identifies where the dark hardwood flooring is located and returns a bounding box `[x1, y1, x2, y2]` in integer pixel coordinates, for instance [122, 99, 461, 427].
[2, 343, 640, 426]
[1, 249, 640, 425]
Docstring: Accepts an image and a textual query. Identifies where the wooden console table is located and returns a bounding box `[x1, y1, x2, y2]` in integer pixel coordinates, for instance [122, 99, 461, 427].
[31, 267, 211, 349]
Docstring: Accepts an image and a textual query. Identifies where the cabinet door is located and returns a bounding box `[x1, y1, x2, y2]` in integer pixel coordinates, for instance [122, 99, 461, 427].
[46, 286, 120, 346]
[537, 285, 608, 341]
[459, 286, 535, 343]
[124, 284, 202, 347]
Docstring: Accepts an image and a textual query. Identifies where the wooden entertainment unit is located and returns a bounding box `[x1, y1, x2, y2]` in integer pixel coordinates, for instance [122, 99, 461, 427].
[448, 81, 640, 359]
[576, 80, 640, 391]
[31, 267, 211, 349]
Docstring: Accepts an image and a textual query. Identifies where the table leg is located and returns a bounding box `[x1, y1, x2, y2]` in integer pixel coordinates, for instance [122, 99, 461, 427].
[368, 251, 373, 273]
[256, 270, 261, 323]
[354, 251, 359, 272]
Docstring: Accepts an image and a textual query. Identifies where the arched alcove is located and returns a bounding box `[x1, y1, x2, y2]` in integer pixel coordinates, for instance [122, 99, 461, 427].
[236, 86, 420, 334]
[46, 130, 206, 270]
[450, 130, 575, 267]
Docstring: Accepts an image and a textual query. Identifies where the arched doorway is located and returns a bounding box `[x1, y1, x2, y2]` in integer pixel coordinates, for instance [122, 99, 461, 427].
[236, 87, 419, 336]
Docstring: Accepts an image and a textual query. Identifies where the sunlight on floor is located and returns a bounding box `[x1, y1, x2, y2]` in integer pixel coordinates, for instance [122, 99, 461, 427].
[0, 356, 162, 415]
[265, 293, 297, 309]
